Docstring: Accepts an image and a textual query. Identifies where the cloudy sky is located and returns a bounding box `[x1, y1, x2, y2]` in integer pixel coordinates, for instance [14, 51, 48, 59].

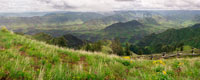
[0, 0, 200, 12]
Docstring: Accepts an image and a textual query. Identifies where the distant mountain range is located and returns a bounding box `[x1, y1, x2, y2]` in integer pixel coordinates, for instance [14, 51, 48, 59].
[0, 10, 200, 44]
[0, 12, 48, 17]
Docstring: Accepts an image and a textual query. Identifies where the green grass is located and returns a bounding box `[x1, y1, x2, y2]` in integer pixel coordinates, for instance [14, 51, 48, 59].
[0, 30, 200, 80]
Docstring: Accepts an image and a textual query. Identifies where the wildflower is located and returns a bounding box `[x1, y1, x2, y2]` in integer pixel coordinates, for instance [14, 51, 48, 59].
[153, 61, 157, 64]
[158, 60, 163, 64]
[122, 56, 131, 60]
[178, 62, 184, 66]
[153, 60, 165, 66]
[162, 71, 167, 75]
[161, 62, 166, 66]
[159, 60, 165, 65]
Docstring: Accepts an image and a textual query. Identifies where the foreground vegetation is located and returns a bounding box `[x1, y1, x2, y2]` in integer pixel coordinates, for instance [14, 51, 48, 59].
[0, 29, 200, 80]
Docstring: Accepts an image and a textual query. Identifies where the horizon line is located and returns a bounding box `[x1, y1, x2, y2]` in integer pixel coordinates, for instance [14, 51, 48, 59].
[0, 9, 200, 13]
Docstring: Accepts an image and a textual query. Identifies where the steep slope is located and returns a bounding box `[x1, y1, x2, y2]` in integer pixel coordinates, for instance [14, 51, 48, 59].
[0, 30, 200, 80]
[0, 30, 124, 80]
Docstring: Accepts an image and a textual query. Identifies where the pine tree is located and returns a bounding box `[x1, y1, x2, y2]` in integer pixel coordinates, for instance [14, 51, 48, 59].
[125, 42, 131, 56]
[85, 43, 92, 51]
[111, 39, 124, 56]
[50, 37, 67, 47]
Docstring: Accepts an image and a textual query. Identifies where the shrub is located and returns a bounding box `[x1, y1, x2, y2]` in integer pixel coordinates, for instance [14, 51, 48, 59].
[1, 26, 8, 32]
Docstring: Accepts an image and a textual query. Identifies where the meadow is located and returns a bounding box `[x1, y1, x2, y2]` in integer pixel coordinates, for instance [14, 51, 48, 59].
[0, 28, 200, 80]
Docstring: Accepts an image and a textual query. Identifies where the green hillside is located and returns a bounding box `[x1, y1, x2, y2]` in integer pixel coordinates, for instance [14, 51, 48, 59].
[137, 24, 200, 53]
[103, 20, 150, 43]
[0, 28, 200, 80]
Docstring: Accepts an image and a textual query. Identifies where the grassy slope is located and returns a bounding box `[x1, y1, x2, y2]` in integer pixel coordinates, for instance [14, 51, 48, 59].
[0, 30, 200, 80]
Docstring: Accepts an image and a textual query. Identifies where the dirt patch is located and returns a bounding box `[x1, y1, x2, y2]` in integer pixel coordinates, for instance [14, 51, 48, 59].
[32, 56, 41, 63]
[59, 53, 84, 66]
[18, 51, 42, 71]
[59, 53, 78, 69]
[0, 71, 10, 80]
[14, 44, 23, 49]
[78, 56, 89, 71]
[32, 65, 40, 71]
[30, 56, 43, 71]
[0, 46, 5, 50]
[59, 53, 89, 71]
[59, 53, 69, 63]
[80, 56, 86, 61]
[78, 56, 87, 65]
[20, 51, 28, 56]
[134, 66, 148, 70]
[19, 50, 41, 65]
[59, 53, 68, 59]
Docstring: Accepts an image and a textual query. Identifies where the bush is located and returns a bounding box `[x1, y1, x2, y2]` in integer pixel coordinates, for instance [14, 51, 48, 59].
[1, 26, 8, 32]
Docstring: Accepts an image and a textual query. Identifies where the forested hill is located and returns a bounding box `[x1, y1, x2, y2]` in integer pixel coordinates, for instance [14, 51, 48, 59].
[101, 20, 151, 43]
[137, 23, 200, 53]
[32, 32, 86, 49]
[104, 20, 143, 31]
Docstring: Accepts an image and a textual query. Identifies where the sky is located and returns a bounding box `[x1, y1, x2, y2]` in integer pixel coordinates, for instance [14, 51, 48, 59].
[0, 0, 200, 12]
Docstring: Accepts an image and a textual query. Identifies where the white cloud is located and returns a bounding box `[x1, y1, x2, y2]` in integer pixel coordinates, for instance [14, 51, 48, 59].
[0, 0, 200, 12]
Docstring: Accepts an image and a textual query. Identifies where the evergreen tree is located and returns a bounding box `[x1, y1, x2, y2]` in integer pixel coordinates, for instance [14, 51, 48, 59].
[50, 37, 67, 47]
[83, 41, 103, 52]
[93, 41, 102, 52]
[85, 43, 92, 51]
[125, 42, 131, 56]
[130, 45, 139, 54]
[111, 39, 124, 56]
[138, 49, 143, 55]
